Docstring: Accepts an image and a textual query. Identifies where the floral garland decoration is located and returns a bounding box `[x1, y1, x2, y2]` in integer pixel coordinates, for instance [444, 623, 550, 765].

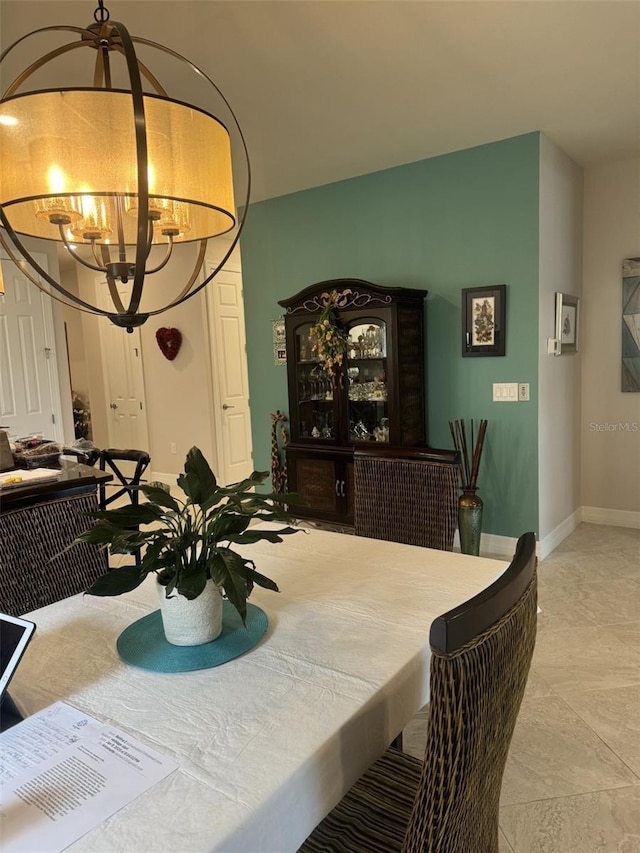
[309, 290, 351, 377]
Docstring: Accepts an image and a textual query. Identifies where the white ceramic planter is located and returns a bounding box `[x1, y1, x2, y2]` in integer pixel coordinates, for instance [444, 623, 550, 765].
[157, 578, 223, 646]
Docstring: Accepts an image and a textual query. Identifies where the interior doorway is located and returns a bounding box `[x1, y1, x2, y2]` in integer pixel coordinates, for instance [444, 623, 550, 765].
[204, 261, 253, 485]
[95, 277, 150, 452]
[0, 254, 65, 442]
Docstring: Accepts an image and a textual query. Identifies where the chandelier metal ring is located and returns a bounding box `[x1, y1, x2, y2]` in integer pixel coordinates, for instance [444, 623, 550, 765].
[0, 4, 251, 330]
[94, 1, 110, 24]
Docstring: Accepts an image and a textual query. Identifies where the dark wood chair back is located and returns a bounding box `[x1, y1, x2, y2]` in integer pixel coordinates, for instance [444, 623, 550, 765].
[354, 447, 460, 551]
[402, 532, 538, 853]
[98, 449, 151, 567]
[98, 448, 151, 510]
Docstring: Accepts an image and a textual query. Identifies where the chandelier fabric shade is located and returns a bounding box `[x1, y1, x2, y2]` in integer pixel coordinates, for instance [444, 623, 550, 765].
[0, 90, 236, 245]
[0, 3, 250, 329]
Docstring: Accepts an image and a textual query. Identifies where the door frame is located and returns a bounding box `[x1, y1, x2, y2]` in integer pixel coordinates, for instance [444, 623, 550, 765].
[203, 259, 253, 485]
[95, 276, 150, 451]
[0, 251, 66, 443]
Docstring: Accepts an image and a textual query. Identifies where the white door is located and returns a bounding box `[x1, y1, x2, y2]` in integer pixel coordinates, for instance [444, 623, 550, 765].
[205, 262, 253, 485]
[96, 278, 149, 451]
[0, 255, 64, 441]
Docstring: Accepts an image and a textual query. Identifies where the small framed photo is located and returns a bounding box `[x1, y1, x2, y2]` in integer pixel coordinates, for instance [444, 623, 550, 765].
[272, 318, 286, 365]
[461, 285, 506, 357]
[272, 318, 285, 345]
[555, 293, 580, 354]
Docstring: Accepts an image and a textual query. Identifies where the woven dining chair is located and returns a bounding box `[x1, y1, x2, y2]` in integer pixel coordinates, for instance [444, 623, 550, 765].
[0, 492, 109, 616]
[298, 531, 538, 853]
[354, 447, 460, 551]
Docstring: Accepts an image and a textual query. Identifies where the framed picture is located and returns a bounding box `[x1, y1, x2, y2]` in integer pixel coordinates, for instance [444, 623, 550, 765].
[555, 293, 580, 354]
[622, 258, 639, 392]
[461, 284, 506, 357]
[272, 318, 286, 365]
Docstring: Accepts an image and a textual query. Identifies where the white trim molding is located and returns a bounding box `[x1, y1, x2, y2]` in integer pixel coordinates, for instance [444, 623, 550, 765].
[453, 530, 523, 560]
[453, 506, 638, 564]
[538, 510, 581, 560]
[581, 506, 640, 529]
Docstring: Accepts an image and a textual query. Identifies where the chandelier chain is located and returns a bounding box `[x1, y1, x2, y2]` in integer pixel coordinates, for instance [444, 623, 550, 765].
[94, 1, 110, 24]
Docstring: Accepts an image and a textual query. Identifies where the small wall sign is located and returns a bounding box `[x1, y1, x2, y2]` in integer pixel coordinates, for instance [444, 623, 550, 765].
[273, 318, 286, 365]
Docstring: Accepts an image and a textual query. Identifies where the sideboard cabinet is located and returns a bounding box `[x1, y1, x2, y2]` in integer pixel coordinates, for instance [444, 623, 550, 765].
[279, 279, 427, 524]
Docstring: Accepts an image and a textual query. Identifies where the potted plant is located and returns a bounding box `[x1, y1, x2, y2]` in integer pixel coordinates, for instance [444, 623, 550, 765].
[75, 446, 302, 645]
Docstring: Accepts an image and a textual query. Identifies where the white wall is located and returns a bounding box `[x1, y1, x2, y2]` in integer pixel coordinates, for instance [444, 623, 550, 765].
[74, 243, 217, 480]
[61, 265, 91, 401]
[538, 135, 583, 551]
[139, 283, 216, 479]
[581, 157, 640, 521]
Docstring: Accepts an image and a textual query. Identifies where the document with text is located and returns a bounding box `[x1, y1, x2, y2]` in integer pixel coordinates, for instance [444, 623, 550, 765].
[0, 702, 178, 853]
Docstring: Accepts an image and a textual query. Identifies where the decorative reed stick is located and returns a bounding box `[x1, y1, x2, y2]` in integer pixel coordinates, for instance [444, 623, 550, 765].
[449, 418, 488, 490]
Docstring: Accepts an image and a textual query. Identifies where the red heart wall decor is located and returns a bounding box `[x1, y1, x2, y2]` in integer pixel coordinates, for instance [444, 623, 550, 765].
[156, 327, 182, 361]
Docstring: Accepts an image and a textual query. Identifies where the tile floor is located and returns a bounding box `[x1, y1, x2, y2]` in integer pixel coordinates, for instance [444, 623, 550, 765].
[404, 523, 640, 853]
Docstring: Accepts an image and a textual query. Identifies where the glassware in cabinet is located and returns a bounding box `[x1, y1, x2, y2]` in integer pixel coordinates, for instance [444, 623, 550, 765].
[346, 319, 389, 443]
[293, 322, 336, 441]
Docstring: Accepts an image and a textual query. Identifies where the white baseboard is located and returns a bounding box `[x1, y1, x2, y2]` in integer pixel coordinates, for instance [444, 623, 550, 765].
[149, 470, 178, 487]
[581, 506, 640, 529]
[453, 530, 520, 560]
[538, 510, 581, 560]
[452, 505, 638, 563]
[480, 532, 520, 559]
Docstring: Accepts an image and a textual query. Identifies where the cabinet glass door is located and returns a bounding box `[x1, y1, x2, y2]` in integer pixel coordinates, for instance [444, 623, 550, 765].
[294, 322, 335, 441]
[346, 320, 389, 443]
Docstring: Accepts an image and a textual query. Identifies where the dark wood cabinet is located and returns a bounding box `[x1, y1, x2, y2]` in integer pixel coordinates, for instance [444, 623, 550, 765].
[286, 447, 354, 524]
[279, 279, 427, 524]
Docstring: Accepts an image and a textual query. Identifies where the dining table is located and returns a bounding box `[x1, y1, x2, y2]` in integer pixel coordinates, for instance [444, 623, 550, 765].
[6, 525, 509, 853]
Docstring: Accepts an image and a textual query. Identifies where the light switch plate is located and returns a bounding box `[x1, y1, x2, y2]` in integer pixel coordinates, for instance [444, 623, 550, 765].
[492, 382, 518, 402]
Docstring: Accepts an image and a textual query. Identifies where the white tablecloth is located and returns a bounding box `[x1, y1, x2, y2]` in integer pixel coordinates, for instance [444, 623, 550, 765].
[11, 527, 507, 853]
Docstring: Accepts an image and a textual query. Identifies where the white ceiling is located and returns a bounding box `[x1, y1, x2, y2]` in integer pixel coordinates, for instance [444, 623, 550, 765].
[1, 0, 638, 202]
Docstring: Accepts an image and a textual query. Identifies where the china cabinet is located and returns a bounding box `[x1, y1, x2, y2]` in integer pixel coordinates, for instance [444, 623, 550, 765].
[279, 279, 427, 524]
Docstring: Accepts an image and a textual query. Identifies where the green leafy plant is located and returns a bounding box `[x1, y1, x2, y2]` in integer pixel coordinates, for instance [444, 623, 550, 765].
[75, 447, 302, 623]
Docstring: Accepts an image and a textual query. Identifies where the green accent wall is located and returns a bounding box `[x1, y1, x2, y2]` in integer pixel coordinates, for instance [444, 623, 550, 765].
[241, 133, 540, 537]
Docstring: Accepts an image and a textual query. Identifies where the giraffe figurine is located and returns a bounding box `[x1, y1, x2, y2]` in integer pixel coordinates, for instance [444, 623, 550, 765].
[270, 410, 289, 494]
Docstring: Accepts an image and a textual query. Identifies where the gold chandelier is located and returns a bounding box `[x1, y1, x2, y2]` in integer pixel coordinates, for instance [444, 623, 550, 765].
[0, 1, 250, 330]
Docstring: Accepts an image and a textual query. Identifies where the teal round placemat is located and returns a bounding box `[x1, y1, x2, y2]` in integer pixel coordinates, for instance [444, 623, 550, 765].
[116, 601, 268, 673]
